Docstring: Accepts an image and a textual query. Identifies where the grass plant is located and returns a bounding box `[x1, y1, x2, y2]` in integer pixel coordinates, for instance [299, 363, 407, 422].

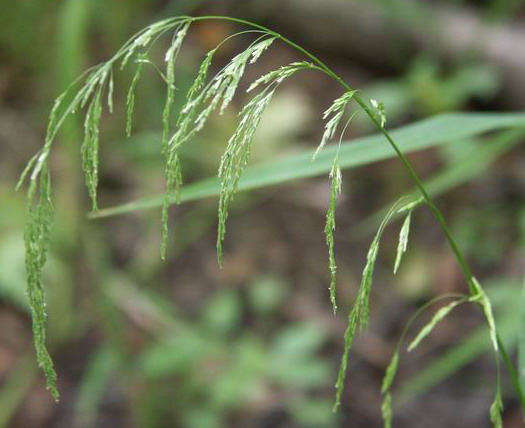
[18, 15, 525, 425]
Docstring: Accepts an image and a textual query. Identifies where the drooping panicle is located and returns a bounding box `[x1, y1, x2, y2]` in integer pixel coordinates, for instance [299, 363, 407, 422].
[162, 20, 191, 153]
[159, 21, 192, 259]
[325, 156, 342, 313]
[82, 87, 103, 211]
[24, 165, 58, 400]
[20, 16, 195, 399]
[215, 60, 314, 264]
[161, 35, 279, 258]
[217, 87, 277, 263]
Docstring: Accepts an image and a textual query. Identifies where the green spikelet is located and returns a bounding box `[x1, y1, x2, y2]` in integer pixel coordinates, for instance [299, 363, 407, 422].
[159, 22, 191, 259]
[81, 87, 103, 211]
[471, 277, 498, 352]
[314, 90, 355, 159]
[162, 21, 191, 154]
[217, 87, 277, 264]
[16, 153, 39, 192]
[382, 350, 399, 395]
[20, 16, 197, 401]
[126, 60, 144, 137]
[107, 68, 114, 113]
[164, 48, 216, 154]
[334, 232, 379, 409]
[334, 307, 360, 410]
[490, 387, 503, 428]
[335, 197, 422, 409]
[187, 49, 216, 102]
[24, 165, 59, 401]
[160, 49, 214, 258]
[380, 349, 399, 427]
[214, 59, 310, 264]
[325, 156, 342, 313]
[394, 212, 411, 274]
[247, 61, 312, 92]
[161, 36, 281, 260]
[45, 92, 67, 151]
[371, 98, 387, 128]
[161, 151, 183, 260]
[407, 299, 464, 352]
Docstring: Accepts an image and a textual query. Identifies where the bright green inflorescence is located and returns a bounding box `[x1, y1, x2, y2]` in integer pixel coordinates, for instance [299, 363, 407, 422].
[314, 90, 355, 160]
[125, 59, 143, 137]
[19, 16, 195, 399]
[20, 18, 324, 396]
[379, 280, 503, 427]
[21, 17, 510, 423]
[160, 20, 192, 259]
[380, 350, 399, 428]
[217, 87, 277, 263]
[394, 211, 412, 274]
[161, 34, 280, 261]
[314, 90, 356, 315]
[23, 165, 58, 400]
[82, 85, 103, 211]
[325, 157, 342, 314]
[334, 197, 422, 410]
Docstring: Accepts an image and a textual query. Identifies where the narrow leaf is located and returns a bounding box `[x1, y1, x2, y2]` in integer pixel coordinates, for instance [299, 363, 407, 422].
[89, 113, 525, 219]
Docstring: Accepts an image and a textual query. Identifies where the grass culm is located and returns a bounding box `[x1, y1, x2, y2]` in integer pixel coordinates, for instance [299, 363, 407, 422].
[18, 15, 524, 426]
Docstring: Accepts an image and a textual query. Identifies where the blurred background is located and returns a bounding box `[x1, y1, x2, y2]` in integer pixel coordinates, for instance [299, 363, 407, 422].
[1, 0, 525, 427]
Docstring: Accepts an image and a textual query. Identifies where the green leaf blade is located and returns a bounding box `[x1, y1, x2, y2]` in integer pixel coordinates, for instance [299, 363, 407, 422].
[90, 113, 525, 219]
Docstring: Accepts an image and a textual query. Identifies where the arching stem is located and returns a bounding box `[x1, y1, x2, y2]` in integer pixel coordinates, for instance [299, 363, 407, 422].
[187, 14, 525, 412]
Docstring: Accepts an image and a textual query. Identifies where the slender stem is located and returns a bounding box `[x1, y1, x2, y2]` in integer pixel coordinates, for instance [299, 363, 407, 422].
[498, 336, 525, 406]
[191, 15, 524, 410]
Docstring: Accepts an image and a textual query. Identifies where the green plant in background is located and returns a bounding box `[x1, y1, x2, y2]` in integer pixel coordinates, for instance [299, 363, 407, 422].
[135, 277, 335, 427]
[18, 14, 525, 425]
[69, 273, 335, 428]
